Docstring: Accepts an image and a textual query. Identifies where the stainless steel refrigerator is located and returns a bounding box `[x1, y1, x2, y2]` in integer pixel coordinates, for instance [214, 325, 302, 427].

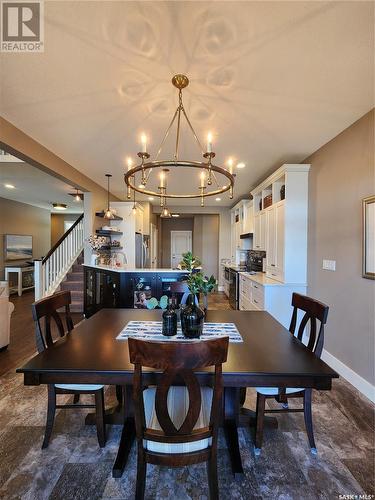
[135, 233, 150, 268]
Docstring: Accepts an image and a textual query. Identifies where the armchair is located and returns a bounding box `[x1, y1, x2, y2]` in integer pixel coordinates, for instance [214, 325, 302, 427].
[0, 281, 15, 350]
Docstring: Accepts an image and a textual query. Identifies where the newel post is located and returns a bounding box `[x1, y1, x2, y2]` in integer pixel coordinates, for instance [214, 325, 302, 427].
[34, 259, 43, 301]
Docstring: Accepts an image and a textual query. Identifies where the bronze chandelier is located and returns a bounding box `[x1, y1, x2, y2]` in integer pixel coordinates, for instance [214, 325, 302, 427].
[124, 74, 235, 217]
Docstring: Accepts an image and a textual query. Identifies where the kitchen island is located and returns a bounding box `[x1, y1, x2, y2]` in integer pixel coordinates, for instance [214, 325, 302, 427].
[83, 264, 189, 318]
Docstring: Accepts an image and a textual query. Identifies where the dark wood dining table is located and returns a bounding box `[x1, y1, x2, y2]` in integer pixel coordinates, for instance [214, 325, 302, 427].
[17, 309, 338, 478]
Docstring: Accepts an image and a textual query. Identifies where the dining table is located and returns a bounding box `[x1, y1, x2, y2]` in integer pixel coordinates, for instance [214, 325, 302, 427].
[17, 308, 338, 478]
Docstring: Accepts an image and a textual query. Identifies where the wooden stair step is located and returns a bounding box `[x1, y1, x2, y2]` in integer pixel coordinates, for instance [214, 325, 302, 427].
[61, 281, 83, 291]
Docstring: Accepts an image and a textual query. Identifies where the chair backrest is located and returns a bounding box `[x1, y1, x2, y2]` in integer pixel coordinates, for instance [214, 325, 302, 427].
[289, 293, 329, 358]
[31, 291, 74, 353]
[128, 337, 228, 448]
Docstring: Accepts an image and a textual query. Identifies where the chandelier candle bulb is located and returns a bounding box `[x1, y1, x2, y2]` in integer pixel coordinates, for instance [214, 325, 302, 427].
[227, 158, 234, 175]
[127, 158, 133, 171]
[200, 171, 205, 188]
[140, 134, 147, 153]
[206, 132, 213, 153]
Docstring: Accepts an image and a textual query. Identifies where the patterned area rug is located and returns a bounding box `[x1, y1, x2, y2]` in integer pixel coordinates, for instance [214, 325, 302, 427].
[0, 366, 373, 500]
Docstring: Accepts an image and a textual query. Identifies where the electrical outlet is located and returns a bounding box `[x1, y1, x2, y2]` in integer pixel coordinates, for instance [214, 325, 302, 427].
[322, 259, 336, 271]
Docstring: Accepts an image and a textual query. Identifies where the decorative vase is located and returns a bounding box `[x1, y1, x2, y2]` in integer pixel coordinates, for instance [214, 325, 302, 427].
[180, 294, 205, 338]
[90, 253, 99, 266]
[162, 299, 178, 336]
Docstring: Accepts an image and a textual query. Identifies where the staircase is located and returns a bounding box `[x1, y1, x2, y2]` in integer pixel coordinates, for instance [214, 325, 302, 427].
[34, 213, 84, 302]
[60, 253, 84, 312]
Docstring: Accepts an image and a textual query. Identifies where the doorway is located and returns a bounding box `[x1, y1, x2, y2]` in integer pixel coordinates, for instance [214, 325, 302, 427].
[171, 231, 192, 268]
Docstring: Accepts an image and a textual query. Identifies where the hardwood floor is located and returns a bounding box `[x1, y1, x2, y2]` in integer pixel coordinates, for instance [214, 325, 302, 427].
[1, 290, 83, 377]
[0, 290, 373, 499]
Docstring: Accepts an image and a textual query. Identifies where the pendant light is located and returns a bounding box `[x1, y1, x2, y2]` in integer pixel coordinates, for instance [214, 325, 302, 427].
[104, 174, 114, 219]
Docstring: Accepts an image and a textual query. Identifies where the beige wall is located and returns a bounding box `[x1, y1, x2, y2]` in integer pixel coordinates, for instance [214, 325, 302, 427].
[305, 109, 375, 385]
[50, 213, 80, 246]
[160, 218, 194, 268]
[193, 215, 219, 279]
[0, 197, 51, 279]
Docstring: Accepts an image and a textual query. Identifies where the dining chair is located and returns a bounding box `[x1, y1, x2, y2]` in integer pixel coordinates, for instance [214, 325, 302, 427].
[31, 291, 106, 449]
[254, 292, 329, 455]
[128, 336, 229, 500]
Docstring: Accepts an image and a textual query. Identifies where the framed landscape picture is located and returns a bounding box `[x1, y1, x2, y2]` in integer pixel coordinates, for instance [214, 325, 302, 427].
[4, 234, 33, 261]
[363, 196, 375, 279]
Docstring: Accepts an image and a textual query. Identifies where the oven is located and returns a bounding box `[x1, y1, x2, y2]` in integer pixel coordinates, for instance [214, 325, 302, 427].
[228, 268, 239, 310]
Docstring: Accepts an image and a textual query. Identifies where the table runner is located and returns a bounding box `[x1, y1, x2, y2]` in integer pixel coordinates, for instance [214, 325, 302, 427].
[116, 321, 243, 343]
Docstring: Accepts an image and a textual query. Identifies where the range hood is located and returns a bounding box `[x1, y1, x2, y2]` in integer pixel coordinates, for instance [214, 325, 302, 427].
[240, 232, 253, 239]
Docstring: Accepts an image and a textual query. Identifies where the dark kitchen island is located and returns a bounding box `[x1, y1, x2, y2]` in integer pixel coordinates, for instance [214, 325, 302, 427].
[83, 264, 189, 318]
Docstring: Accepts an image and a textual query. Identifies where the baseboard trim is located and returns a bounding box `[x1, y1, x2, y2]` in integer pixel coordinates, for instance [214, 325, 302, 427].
[321, 349, 375, 403]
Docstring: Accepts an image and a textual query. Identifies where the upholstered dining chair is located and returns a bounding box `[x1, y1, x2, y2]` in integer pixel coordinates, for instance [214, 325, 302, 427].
[32, 291, 106, 449]
[254, 293, 329, 455]
[128, 336, 229, 500]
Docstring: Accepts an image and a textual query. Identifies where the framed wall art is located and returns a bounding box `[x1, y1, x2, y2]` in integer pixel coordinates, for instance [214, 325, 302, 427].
[362, 196, 375, 279]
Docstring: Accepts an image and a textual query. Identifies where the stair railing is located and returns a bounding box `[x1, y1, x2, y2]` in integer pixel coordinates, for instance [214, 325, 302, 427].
[34, 214, 84, 300]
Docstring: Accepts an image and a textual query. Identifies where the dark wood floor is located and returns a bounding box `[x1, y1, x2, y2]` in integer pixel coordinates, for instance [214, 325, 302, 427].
[1, 290, 83, 377]
[0, 290, 373, 499]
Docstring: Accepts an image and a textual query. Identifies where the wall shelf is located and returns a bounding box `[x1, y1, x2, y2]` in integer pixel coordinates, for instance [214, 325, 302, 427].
[95, 211, 123, 221]
[96, 230, 123, 236]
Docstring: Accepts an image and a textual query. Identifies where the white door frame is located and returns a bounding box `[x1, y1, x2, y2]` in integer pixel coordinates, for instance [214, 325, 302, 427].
[171, 230, 192, 268]
[150, 222, 158, 268]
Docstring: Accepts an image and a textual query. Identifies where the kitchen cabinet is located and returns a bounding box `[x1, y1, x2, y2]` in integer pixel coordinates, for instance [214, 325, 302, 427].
[84, 266, 189, 317]
[251, 163, 310, 285]
[238, 272, 307, 328]
[231, 200, 254, 260]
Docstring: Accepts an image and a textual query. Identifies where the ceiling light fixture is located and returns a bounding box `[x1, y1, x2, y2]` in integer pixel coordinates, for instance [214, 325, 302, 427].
[148, 196, 154, 201]
[215, 197, 221, 202]
[104, 174, 115, 219]
[124, 74, 237, 217]
[160, 206, 172, 218]
[237, 162, 245, 169]
[53, 203, 67, 211]
[171, 213, 180, 217]
[4, 183, 15, 189]
[69, 188, 83, 201]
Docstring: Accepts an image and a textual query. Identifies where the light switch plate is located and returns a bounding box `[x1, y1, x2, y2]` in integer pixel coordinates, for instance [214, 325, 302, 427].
[323, 259, 336, 271]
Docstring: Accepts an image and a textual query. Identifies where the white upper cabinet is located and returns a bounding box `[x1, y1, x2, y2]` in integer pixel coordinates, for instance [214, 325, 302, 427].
[230, 200, 254, 258]
[251, 164, 310, 284]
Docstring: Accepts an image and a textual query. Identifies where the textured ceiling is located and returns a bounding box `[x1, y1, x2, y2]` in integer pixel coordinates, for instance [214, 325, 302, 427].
[0, 1, 374, 206]
[0, 160, 84, 213]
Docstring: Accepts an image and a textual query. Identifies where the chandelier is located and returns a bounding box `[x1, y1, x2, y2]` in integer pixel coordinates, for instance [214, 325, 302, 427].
[124, 74, 236, 217]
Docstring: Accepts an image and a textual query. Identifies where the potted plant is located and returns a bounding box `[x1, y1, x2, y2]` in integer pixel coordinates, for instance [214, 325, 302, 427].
[87, 235, 107, 266]
[178, 251, 201, 272]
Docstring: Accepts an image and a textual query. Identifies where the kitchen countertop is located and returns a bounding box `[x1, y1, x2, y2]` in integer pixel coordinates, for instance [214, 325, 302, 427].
[83, 264, 188, 273]
[238, 271, 284, 286]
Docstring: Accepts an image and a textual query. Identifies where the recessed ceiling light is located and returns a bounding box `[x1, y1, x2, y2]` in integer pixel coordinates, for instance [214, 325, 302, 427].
[171, 213, 180, 217]
[237, 162, 245, 169]
[215, 197, 221, 202]
[53, 203, 67, 210]
[138, 183, 145, 189]
[148, 197, 154, 201]
[4, 183, 15, 189]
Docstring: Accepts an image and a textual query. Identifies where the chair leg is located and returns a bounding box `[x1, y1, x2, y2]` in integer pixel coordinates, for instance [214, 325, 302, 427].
[42, 385, 56, 449]
[206, 456, 219, 500]
[254, 392, 266, 453]
[115, 385, 123, 405]
[73, 394, 80, 404]
[95, 389, 106, 448]
[303, 389, 317, 453]
[135, 445, 147, 500]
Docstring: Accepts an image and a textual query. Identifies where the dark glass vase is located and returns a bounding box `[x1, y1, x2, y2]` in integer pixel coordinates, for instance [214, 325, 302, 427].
[180, 294, 205, 338]
[162, 300, 177, 336]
